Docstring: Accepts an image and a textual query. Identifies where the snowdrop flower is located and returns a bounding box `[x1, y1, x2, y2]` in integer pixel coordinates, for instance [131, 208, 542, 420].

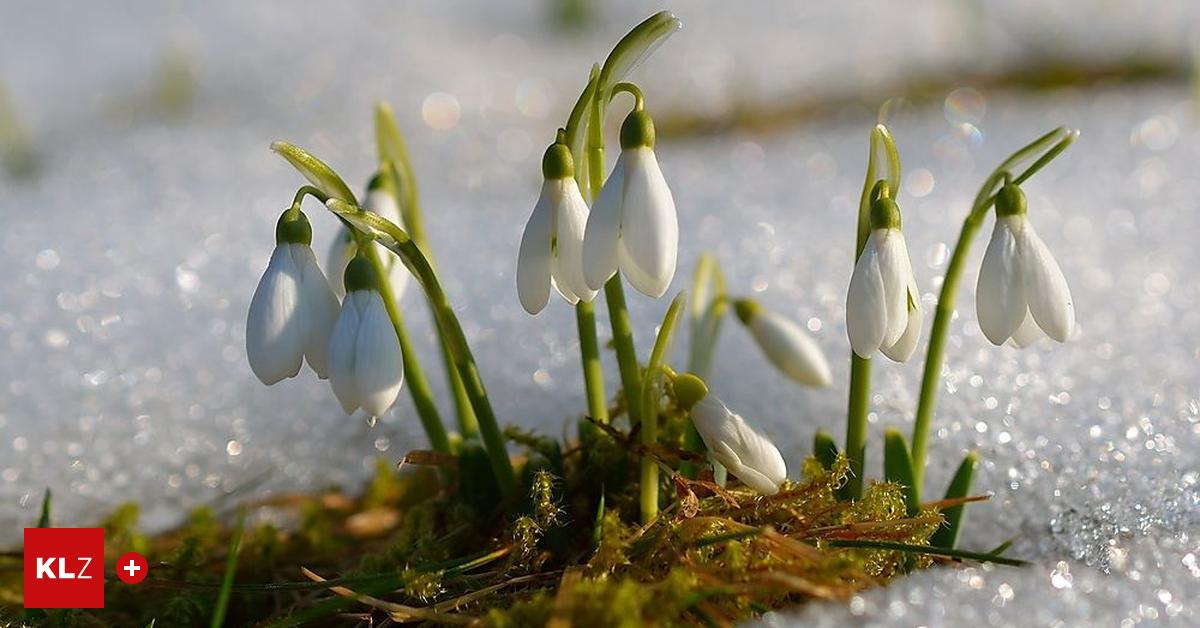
[328, 256, 405, 418]
[516, 140, 595, 314]
[327, 175, 410, 299]
[582, 109, 678, 297]
[976, 183, 1074, 347]
[675, 374, 787, 495]
[246, 209, 339, 385]
[734, 299, 831, 387]
[846, 195, 922, 361]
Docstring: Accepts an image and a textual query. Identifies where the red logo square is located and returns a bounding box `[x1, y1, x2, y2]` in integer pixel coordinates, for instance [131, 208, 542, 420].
[23, 528, 105, 609]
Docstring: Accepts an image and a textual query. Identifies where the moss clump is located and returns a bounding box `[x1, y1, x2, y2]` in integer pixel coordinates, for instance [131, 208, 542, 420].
[4, 384, 996, 627]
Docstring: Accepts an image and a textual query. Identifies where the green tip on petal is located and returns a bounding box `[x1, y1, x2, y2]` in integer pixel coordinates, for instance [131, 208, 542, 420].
[275, 210, 312, 245]
[619, 109, 655, 150]
[542, 142, 574, 180]
[733, 298, 760, 325]
[343, 255, 379, 292]
[674, 372, 709, 411]
[869, 196, 902, 230]
[995, 183, 1027, 217]
[366, 171, 387, 192]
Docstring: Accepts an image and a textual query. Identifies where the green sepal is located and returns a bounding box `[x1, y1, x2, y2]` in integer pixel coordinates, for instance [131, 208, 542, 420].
[673, 372, 709, 412]
[541, 142, 574, 180]
[342, 255, 378, 293]
[275, 209, 313, 245]
[930, 451, 978, 549]
[270, 141, 357, 204]
[619, 109, 656, 150]
[869, 196, 902, 230]
[995, 183, 1027, 217]
[813, 430, 839, 471]
[732, 298, 760, 325]
[883, 429, 918, 516]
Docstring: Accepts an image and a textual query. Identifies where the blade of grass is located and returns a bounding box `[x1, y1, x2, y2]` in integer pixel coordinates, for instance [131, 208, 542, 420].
[210, 507, 247, 628]
[813, 431, 839, 471]
[37, 488, 51, 528]
[827, 539, 1028, 567]
[929, 451, 978, 549]
[883, 429, 918, 516]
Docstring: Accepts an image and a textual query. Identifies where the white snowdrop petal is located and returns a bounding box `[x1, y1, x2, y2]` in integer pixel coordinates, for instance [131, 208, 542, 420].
[875, 230, 911, 346]
[690, 395, 786, 495]
[325, 230, 354, 298]
[246, 246, 305, 385]
[1018, 222, 1075, 342]
[846, 236, 888, 358]
[516, 189, 555, 314]
[582, 157, 626, 291]
[616, 148, 677, 297]
[550, 179, 597, 303]
[976, 218, 1026, 345]
[1009, 312, 1043, 348]
[290, 244, 339, 379]
[363, 189, 411, 299]
[881, 281, 923, 363]
[327, 292, 365, 414]
[751, 310, 832, 387]
[352, 292, 405, 418]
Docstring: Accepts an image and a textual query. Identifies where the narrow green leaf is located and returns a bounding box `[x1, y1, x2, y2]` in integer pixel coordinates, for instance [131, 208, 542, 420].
[37, 487, 51, 528]
[374, 101, 412, 171]
[883, 429, 918, 516]
[597, 11, 682, 92]
[591, 491, 605, 546]
[930, 451, 978, 549]
[270, 141, 357, 205]
[827, 540, 1028, 567]
[987, 538, 1015, 557]
[813, 430, 839, 471]
[641, 292, 687, 427]
[210, 507, 247, 628]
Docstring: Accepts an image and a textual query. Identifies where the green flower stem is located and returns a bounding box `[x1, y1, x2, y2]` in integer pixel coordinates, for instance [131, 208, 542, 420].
[290, 185, 452, 455]
[909, 127, 1076, 496]
[328, 199, 518, 499]
[584, 68, 644, 428]
[640, 293, 686, 523]
[576, 301, 609, 424]
[377, 112, 479, 441]
[562, 71, 609, 428]
[844, 124, 901, 499]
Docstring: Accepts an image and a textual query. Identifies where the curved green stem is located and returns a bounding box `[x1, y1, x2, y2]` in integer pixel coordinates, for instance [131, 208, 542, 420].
[289, 185, 451, 455]
[609, 82, 645, 110]
[379, 123, 479, 440]
[640, 293, 687, 522]
[909, 128, 1076, 496]
[845, 124, 901, 499]
[326, 199, 518, 500]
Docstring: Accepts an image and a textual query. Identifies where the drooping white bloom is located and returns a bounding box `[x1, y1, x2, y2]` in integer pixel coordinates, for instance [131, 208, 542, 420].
[675, 374, 787, 495]
[327, 257, 405, 418]
[735, 299, 831, 387]
[582, 109, 678, 297]
[845, 196, 922, 361]
[246, 211, 339, 385]
[327, 181, 410, 299]
[516, 141, 596, 314]
[976, 184, 1074, 346]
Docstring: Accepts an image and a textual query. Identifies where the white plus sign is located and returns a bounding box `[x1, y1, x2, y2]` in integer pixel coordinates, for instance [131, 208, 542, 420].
[123, 560, 141, 577]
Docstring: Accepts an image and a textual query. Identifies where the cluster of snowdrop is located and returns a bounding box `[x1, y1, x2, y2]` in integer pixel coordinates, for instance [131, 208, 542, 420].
[517, 109, 678, 314]
[246, 188, 408, 419]
[246, 12, 1079, 540]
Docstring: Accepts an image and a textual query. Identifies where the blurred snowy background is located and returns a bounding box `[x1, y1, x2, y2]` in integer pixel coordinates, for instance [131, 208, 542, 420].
[3, 1, 1200, 624]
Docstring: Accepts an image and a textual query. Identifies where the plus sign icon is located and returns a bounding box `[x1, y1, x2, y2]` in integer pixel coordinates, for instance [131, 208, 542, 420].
[116, 551, 149, 585]
[23, 528, 105, 608]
